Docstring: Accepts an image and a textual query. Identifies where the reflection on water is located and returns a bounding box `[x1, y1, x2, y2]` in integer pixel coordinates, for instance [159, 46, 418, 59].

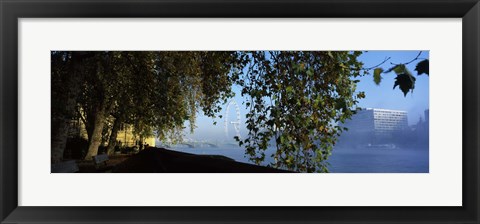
[167, 145, 429, 173]
[327, 147, 428, 173]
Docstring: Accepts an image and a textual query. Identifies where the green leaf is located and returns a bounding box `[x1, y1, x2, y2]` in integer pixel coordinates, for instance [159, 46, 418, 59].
[327, 51, 334, 59]
[393, 64, 406, 74]
[373, 68, 383, 85]
[306, 68, 314, 77]
[285, 86, 294, 94]
[393, 73, 416, 97]
[335, 99, 347, 111]
[415, 59, 429, 76]
[384, 64, 406, 75]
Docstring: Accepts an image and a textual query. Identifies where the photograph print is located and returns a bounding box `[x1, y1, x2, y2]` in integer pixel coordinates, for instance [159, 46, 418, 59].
[51, 51, 429, 173]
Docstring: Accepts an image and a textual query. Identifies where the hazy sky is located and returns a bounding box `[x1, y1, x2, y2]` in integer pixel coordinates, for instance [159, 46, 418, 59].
[178, 51, 429, 142]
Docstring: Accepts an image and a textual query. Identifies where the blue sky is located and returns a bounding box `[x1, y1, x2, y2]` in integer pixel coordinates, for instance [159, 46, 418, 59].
[356, 51, 429, 124]
[181, 51, 429, 142]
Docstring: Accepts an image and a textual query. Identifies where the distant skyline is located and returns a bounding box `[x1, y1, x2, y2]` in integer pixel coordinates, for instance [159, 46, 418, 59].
[174, 51, 429, 142]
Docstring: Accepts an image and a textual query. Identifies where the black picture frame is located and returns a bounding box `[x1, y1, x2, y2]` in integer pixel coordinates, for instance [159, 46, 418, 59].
[1, 0, 479, 223]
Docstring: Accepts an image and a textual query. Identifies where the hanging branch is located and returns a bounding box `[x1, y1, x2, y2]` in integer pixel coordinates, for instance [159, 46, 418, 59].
[390, 51, 424, 66]
[363, 56, 392, 71]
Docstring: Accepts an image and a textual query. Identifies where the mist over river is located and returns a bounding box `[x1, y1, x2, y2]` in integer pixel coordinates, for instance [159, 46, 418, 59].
[166, 145, 429, 173]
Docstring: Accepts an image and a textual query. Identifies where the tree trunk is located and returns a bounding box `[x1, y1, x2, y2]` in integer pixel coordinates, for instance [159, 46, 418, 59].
[100, 123, 109, 150]
[84, 105, 107, 160]
[51, 75, 79, 163]
[51, 87, 77, 161]
[106, 117, 122, 155]
[51, 52, 95, 163]
[85, 112, 95, 144]
[51, 117, 70, 163]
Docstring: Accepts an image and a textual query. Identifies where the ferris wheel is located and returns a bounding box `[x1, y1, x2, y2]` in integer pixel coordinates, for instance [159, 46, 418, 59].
[224, 100, 241, 140]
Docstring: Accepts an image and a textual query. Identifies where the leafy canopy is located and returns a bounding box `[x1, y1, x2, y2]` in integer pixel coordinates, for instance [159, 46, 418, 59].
[234, 51, 365, 172]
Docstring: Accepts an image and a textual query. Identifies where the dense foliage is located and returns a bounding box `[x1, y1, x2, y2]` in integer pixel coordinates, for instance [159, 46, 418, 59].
[235, 51, 365, 172]
[51, 51, 244, 161]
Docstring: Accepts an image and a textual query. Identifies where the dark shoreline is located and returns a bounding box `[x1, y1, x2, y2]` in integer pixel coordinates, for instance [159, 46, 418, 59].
[112, 147, 293, 173]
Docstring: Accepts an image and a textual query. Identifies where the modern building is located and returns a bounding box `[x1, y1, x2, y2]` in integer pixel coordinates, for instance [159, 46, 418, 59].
[341, 108, 409, 144]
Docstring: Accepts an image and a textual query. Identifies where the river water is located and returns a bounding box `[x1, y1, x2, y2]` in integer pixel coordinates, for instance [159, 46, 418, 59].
[166, 145, 429, 173]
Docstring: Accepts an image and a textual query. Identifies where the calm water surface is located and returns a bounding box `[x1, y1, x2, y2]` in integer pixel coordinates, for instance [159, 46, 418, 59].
[167, 145, 429, 173]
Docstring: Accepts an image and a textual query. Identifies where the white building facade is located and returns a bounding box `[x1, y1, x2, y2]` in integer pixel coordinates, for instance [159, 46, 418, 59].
[341, 108, 409, 143]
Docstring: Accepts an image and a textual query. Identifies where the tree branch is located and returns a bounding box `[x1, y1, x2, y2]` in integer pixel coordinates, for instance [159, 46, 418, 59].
[363, 56, 391, 71]
[390, 51, 423, 66]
